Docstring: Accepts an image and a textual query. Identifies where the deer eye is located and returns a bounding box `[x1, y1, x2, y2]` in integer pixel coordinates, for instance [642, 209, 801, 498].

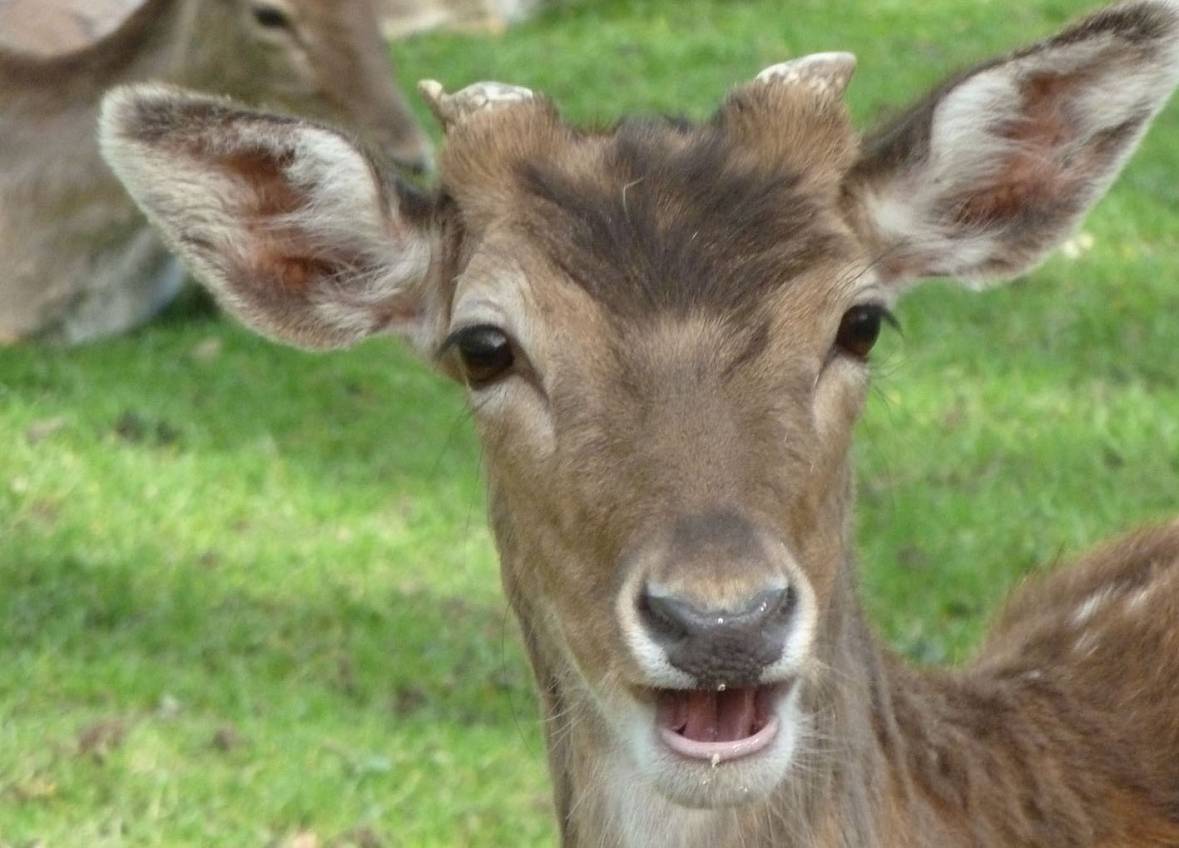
[252, 3, 291, 28]
[449, 325, 515, 388]
[835, 304, 895, 360]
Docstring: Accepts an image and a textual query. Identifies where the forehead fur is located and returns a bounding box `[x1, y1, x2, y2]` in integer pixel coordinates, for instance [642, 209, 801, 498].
[438, 84, 861, 320]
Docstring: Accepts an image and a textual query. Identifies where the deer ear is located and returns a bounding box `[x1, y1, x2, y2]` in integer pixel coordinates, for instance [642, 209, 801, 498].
[99, 85, 445, 352]
[844, 0, 1179, 288]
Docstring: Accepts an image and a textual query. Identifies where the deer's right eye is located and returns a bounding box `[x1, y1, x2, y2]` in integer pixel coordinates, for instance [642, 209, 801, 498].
[449, 325, 515, 388]
[834, 303, 897, 360]
[252, 4, 291, 29]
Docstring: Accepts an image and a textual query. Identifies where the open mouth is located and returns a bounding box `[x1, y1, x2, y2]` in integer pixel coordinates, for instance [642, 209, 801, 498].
[654, 684, 785, 763]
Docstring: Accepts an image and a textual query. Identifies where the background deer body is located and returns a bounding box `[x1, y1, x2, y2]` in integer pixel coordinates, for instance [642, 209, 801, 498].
[100, 2, 1179, 845]
[0, 0, 429, 344]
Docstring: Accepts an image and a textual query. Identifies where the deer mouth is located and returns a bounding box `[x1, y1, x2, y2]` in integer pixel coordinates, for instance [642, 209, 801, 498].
[654, 684, 784, 763]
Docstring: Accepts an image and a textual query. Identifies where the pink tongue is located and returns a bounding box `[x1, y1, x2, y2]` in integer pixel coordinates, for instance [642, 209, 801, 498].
[659, 689, 758, 743]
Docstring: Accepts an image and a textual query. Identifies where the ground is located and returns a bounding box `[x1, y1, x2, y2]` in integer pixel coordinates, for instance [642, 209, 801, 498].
[2, 0, 1178, 845]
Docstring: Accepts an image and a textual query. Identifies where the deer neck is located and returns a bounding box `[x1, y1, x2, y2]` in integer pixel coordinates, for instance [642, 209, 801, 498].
[508, 543, 901, 848]
[516, 538, 1132, 848]
[490, 428, 1147, 847]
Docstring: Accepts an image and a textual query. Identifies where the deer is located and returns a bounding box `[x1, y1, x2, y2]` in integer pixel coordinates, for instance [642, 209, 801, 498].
[0, 0, 432, 345]
[97, 1, 1179, 845]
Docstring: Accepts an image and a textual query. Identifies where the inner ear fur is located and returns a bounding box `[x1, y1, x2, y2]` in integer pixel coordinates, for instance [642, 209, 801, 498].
[843, 0, 1179, 285]
[100, 85, 441, 351]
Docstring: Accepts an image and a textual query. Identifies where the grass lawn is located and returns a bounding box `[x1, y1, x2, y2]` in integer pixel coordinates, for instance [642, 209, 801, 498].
[2, 0, 1178, 844]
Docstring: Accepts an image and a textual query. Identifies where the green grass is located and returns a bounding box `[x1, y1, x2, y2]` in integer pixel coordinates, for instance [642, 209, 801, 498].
[3, 0, 1179, 844]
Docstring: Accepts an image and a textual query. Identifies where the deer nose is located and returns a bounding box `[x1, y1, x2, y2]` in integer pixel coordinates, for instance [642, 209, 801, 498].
[392, 148, 434, 177]
[638, 586, 797, 686]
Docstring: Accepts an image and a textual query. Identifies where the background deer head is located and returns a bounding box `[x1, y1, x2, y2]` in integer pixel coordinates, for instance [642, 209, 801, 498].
[177, 0, 432, 173]
[0, 0, 431, 345]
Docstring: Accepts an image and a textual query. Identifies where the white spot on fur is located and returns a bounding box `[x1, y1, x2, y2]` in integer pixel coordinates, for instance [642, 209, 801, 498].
[1125, 583, 1157, 612]
[1072, 587, 1116, 627]
[1074, 632, 1099, 657]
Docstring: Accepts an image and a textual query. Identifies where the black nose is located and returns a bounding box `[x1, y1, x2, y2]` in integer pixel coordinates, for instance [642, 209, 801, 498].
[639, 586, 797, 686]
[391, 150, 435, 178]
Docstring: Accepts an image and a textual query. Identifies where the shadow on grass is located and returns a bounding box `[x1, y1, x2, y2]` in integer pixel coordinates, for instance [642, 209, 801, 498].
[0, 546, 537, 730]
[1, 319, 483, 499]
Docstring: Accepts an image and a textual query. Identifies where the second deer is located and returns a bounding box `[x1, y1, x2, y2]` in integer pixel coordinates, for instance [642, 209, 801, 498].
[0, 0, 431, 345]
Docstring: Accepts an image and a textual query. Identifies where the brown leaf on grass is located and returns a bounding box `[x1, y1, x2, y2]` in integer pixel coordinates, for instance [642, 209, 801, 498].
[114, 411, 148, 443]
[897, 545, 930, 570]
[197, 550, 221, 570]
[25, 416, 67, 444]
[391, 685, 427, 716]
[156, 693, 182, 718]
[191, 337, 223, 363]
[9, 777, 58, 801]
[113, 410, 181, 446]
[336, 655, 358, 697]
[331, 827, 383, 848]
[26, 498, 61, 527]
[77, 719, 126, 762]
[211, 724, 244, 753]
[286, 831, 321, 848]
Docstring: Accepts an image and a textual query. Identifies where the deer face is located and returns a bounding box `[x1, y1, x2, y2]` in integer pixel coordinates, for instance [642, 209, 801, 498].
[100, 0, 1179, 810]
[423, 66, 881, 803]
[213, 0, 432, 173]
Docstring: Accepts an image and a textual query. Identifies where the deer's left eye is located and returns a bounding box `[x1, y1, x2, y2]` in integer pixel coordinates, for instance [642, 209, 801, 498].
[835, 304, 895, 360]
[450, 325, 515, 388]
[252, 3, 291, 28]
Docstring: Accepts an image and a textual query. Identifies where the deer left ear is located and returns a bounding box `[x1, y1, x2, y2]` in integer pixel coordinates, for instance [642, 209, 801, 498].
[844, 0, 1179, 288]
[100, 85, 445, 352]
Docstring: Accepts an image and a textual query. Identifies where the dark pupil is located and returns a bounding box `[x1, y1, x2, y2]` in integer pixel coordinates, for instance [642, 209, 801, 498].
[253, 6, 289, 27]
[836, 305, 883, 359]
[457, 327, 513, 385]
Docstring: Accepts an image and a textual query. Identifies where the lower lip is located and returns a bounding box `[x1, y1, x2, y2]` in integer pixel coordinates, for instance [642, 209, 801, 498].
[659, 715, 780, 763]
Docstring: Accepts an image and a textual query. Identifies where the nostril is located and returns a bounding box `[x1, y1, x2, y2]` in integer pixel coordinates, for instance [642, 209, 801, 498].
[768, 586, 797, 626]
[638, 586, 795, 641]
[395, 155, 432, 177]
[639, 590, 692, 641]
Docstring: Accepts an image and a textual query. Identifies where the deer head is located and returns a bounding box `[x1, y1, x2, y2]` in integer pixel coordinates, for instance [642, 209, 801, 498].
[186, 0, 432, 173]
[99, 0, 1179, 814]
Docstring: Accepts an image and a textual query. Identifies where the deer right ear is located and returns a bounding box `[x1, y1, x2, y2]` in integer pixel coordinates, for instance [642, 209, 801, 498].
[843, 0, 1179, 289]
[99, 85, 445, 352]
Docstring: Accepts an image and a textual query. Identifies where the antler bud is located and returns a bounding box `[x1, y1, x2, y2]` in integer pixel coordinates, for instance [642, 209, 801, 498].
[418, 79, 536, 131]
[754, 52, 857, 101]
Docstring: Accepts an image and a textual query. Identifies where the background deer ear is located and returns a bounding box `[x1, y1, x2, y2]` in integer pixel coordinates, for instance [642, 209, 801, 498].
[99, 85, 445, 352]
[843, 0, 1179, 288]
